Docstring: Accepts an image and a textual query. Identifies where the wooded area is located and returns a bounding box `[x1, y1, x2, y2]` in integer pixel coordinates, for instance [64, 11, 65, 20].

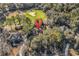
[0, 3, 79, 56]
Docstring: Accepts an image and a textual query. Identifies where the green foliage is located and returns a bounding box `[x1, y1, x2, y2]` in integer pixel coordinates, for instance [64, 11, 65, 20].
[24, 10, 47, 24]
[1, 3, 79, 56]
[30, 27, 62, 49]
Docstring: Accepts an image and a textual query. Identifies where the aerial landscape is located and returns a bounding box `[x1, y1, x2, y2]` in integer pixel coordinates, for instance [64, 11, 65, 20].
[0, 3, 79, 56]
